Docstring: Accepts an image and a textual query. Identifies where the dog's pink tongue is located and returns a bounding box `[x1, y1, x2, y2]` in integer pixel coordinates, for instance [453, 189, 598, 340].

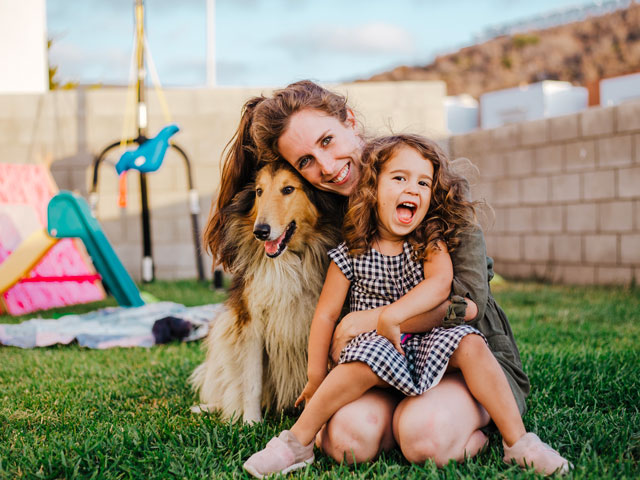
[397, 206, 413, 223]
[264, 230, 286, 255]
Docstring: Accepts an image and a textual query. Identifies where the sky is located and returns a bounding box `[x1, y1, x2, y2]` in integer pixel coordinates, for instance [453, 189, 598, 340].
[47, 0, 607, 88]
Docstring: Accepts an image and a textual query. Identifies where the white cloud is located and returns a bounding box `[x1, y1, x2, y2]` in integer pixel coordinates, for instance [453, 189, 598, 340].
[274, 22, 416, 57]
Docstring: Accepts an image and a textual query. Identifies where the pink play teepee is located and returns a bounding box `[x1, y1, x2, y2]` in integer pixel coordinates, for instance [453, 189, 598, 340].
[0, 164, 105, 315]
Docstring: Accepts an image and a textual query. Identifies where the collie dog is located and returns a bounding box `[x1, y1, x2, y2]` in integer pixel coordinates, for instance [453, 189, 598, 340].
[190, 162, 341, 423]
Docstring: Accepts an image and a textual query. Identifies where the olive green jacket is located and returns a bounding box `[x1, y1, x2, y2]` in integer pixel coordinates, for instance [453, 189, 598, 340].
[448, 228, 531, 415]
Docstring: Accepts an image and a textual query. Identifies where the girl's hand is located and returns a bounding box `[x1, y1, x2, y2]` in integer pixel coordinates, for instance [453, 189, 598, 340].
[330, 309, 380, 363]
[295, 379, 321, 407]
[377, 311, 404, 356]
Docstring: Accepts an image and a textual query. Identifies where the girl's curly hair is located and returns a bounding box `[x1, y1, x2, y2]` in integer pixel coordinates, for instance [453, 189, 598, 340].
[343, 134, 478, 261]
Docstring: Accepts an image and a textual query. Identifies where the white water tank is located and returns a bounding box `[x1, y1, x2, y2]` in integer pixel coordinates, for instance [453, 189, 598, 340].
[480, 81, 588, 129]
[445, 95, 479, 134]
[600, 72, 640, 106]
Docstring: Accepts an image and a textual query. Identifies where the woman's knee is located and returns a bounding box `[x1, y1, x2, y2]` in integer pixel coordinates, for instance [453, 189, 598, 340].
[320, 390, 397, 464]
[394, 407, 453, 466]
[393, 374, 490, 466]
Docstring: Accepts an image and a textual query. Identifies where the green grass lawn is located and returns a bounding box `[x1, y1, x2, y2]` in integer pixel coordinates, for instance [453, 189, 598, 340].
[1, 281, 638, 479]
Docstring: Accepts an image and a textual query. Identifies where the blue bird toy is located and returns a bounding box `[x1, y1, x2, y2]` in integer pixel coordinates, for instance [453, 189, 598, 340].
[116, 124, 180, 175]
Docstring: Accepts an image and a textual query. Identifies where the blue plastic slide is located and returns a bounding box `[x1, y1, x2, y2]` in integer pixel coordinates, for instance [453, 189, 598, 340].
[47, 191, 144, 307]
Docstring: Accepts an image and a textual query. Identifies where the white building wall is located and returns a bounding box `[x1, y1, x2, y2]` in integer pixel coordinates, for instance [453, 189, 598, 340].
[0, 0, 48, 94]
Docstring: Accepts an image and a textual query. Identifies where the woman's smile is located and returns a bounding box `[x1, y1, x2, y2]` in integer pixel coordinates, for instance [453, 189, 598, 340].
[329, 163, 351, 185]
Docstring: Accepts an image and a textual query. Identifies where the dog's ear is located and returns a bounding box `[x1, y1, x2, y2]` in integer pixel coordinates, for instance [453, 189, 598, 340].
[224, 182, 256, 216]
[217, 181, 257, 272]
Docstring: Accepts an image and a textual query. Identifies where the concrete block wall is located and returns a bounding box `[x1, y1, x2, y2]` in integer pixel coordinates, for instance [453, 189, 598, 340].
[450, 99, 640, 285]
[0, 81, 446, 280]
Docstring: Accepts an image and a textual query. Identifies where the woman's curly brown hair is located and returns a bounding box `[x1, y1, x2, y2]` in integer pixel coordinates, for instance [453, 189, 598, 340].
[343, 134, 478, 261]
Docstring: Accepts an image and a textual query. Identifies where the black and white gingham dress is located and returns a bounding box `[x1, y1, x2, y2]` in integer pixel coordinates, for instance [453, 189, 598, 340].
[328, 241, 484, 397]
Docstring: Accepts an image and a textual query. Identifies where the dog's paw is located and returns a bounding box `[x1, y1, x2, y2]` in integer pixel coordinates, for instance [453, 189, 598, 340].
[243, 410, 263, 424]
[190, 404, 212, 414]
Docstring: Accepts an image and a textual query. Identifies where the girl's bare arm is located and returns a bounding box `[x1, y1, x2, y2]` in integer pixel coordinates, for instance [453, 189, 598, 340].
[295, 262, 350, 406]
[378, 242, 452, 324]
[376, 242, 454, 352]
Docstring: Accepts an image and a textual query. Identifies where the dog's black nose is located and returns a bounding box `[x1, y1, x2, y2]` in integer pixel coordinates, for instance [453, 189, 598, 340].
[253, 223, 271, 240]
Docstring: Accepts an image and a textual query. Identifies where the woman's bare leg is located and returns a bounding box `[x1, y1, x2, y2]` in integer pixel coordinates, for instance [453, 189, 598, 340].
[290, 362, 387, 446]
[316, 388, 400, 464]
[393, 372, 490, 467]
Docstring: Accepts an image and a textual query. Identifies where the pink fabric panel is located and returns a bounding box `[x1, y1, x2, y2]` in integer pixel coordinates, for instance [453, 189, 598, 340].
[31, 239, 96, 277]
[3, 279, 105, 316]
[0, 164, 55, 224]
[0, 244, 10, 264]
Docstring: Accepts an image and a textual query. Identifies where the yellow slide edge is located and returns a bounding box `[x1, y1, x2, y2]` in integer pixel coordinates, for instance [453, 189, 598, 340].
[0, 229, 59, 293]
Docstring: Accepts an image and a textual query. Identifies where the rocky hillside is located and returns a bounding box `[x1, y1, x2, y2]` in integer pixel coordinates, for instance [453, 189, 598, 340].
[365, 3, 640, 98]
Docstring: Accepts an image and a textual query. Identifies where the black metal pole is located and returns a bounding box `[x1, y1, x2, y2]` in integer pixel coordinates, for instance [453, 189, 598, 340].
[169, 143, 206, 282]
[135, 0, 154, 283]
[139, 172, 154, 281]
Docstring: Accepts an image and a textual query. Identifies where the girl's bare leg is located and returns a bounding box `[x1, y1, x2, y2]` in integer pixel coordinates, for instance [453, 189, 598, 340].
[393, 372, 490, 467]
[290, 362, 387, 446]
[448, 335, 570, 475]
[448, 334, 525, 446]
[316, 388, 400, 463]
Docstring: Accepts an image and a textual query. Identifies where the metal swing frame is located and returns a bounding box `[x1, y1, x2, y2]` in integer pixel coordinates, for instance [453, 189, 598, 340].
[89, 0, 205, 283]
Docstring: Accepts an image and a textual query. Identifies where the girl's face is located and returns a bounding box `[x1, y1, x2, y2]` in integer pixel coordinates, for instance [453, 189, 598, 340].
[277, 108, 363, 196]
[376, 146, 434, 243]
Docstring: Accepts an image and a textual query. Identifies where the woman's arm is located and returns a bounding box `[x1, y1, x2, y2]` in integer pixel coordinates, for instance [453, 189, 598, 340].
[449, 228, 490, 324]
[295, 261, 350, 405]
[377, 242, 453, 353]
[402, 297, 477, 331]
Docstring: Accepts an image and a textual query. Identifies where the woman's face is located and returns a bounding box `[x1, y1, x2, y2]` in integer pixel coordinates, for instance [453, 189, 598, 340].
[277, 108, 363, 196]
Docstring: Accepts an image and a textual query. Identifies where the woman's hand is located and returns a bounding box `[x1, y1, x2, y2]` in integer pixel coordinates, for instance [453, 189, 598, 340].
[330, 309, 380, 363]
[376, 309, 404, 356]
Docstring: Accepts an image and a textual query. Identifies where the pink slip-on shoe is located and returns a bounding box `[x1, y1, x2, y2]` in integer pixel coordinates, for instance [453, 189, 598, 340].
[243, 430, 314, 478]
[503, 432, 571, 476]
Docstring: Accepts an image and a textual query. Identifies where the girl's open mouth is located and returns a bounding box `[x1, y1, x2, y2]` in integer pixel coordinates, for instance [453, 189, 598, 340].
[396, 202, 417, 224]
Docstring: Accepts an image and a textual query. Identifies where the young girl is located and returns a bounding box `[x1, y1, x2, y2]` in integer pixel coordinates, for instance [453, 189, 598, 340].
[243, 134, 569, 478]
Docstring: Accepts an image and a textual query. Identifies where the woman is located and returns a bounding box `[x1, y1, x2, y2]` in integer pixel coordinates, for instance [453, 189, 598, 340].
[205, 80, 530, 467]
